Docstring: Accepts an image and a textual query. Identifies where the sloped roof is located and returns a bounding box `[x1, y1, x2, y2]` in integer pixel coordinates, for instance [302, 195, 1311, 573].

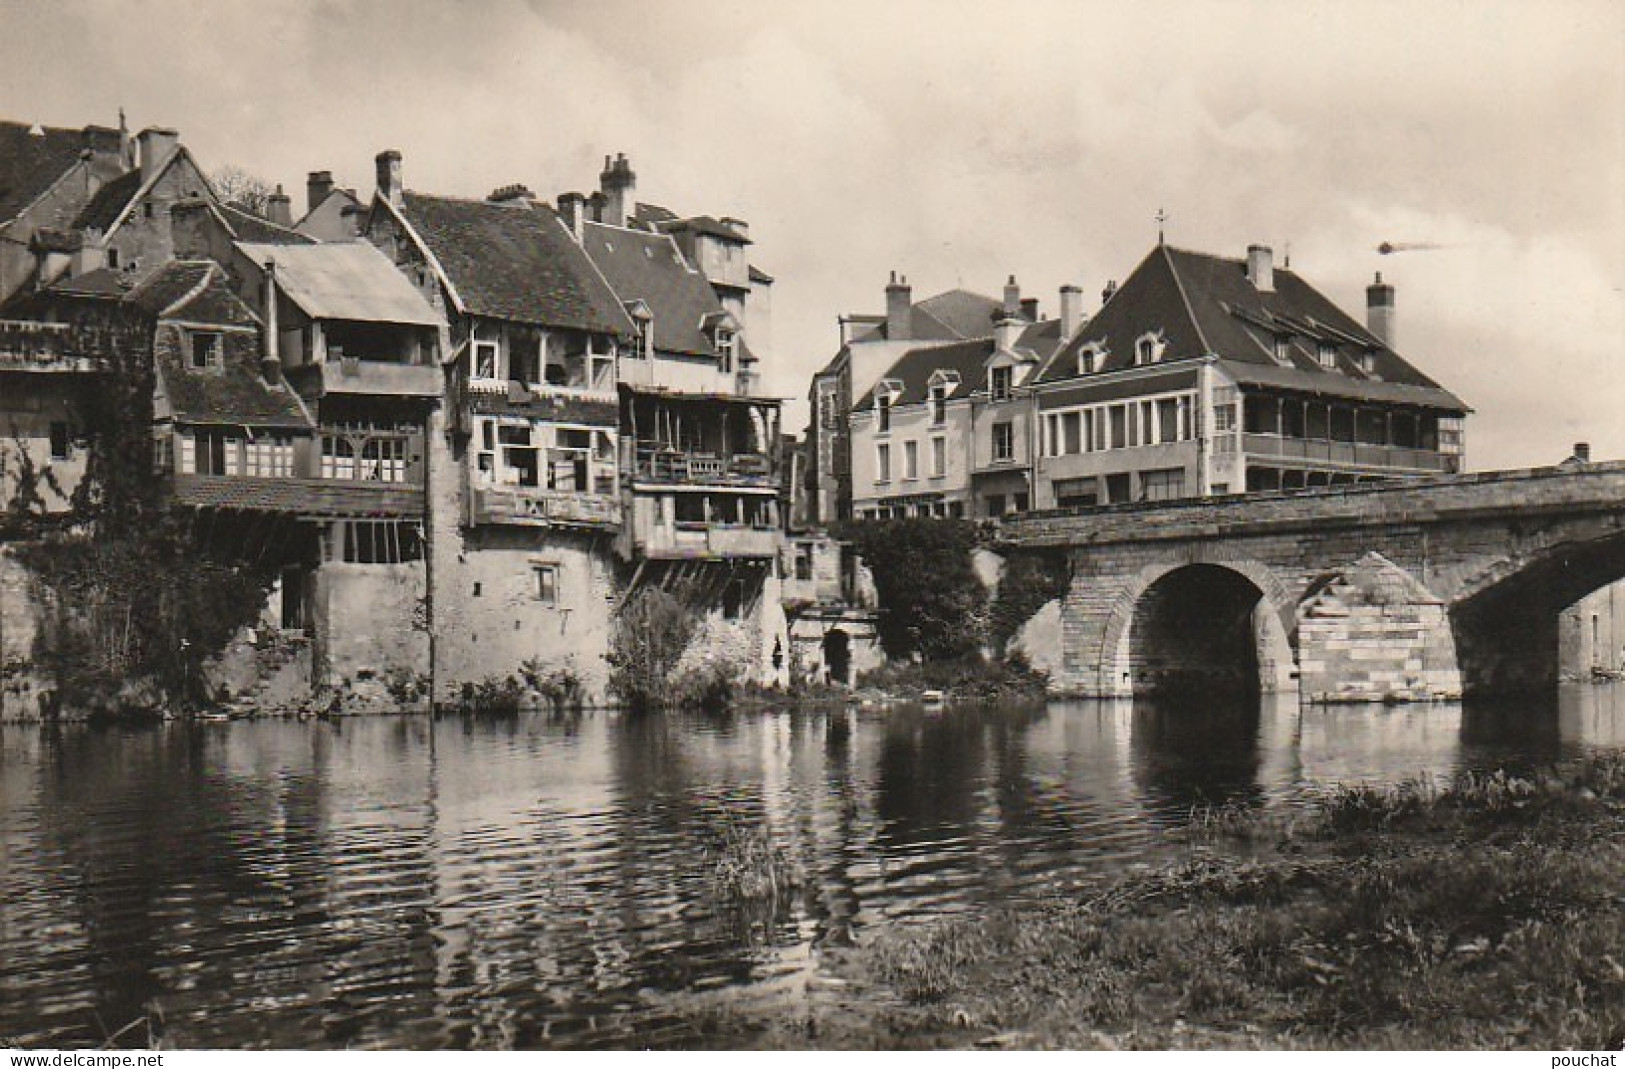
[657, 214, 750, 244]
[853, 338, 993, 410]
[580, 220, 727, 359]
[236, 241, 442, 327]
[851, 288, 1004, 343]
[219, 203, 314, 245]
[47, 267, 126, 299]
[1035, 244, 1467, 411]
[134, 263, 311, 430]
[0, 122, 119, 224]
[72, 170, 141, 231]
[395, 192, 633, 334]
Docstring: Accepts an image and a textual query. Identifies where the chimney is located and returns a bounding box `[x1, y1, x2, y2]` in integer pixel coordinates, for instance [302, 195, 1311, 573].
[556, 191, 585, 239]
[266, 184, 292, 227]
[1003, 274, 1021, 316]
[487, 183, 532, 205]
[136, 127, 178, 185]
[1366, 271, 1396, 347]
[994, 311, 1023, 354]
[598, 152, 636, 227]
[262, 258, 282, 381]
[74, 229, 108, 276]
[1020, 297, 1039, 322]
[306, 170, 334, 215]
[1101, 279, 1118, 305]
[885, 271, 911, 340]
[1573, 442, 1592, 465]
[375, 149, 402, 206]
[1059, 284, 1083, 338]
[1246, 244, 1274, 292]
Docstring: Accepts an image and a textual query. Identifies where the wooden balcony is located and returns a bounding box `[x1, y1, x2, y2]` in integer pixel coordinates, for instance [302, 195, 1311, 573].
[170, 473, 425, 518]
[470, 486, 621, 530]
[628, 446, 779, 489]
[0, 321, 94, 373]
[292, 359, 442, 398]
[638, 522, 781, 559]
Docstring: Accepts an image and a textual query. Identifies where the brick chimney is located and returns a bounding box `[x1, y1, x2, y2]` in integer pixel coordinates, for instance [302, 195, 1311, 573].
[1246, 244, 1274, 292]
[306, 170, 334, 215]
[556, 191, 585, 239]
[266, 184, 292, 227]
[137, 127, 178, 185]
[1059, 284, 1083, 338]
[1003, 274, 1021, 316]
[1366, 271, 1395, 348]
[375, 149, 402, 206]
[885, 271, 911, 340]
[1572, 442, 1592, 465]
[598, 153, 636, 227]
[1020, 296, 1039, 322]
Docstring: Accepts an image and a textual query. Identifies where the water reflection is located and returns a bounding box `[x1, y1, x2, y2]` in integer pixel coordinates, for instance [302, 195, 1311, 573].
[3, 683, 1625, 1048]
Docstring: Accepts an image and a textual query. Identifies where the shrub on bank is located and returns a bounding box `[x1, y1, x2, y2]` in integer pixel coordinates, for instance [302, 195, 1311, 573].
[856, 652, 1048, 704]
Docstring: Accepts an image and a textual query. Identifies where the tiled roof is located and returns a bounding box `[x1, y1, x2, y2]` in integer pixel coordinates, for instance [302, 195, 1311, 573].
[1035, 244, 1468, 411]
[0, 122, 116, 224]
[853, 338, 993, 410]
[72, 170, 141, 231]
[46, 267, 126, 298]
[631, 201, 678, 228]
[171, 473, 423, 518]
[851, 288, 1003, 343]
[580, 221, 727, 359]
[236, 241, 442, 326]
[125, 261, 219, 317]
[396, 192, 633, 334]
[219, 203, 315, 245]
[470, 389, 618, 425]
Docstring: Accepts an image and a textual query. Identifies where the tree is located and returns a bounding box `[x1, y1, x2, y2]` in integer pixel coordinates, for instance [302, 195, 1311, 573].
[210, 165, 275, 215]
[839, 517, 986, 660]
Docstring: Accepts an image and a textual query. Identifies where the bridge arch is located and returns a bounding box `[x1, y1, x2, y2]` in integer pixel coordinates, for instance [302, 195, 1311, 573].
[1098, 559, 1298, 699]
[1451, 528, 1625, 699]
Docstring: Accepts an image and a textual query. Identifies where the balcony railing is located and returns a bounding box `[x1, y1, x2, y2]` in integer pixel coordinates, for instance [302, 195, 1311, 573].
[471, 486, 621, 530]
[1241, 433, 1454, 472]
[637, 521, 780, 559]
[0, 321, 94, 372]
[628, 446, 778, 488]
[293, 360, 442, 398]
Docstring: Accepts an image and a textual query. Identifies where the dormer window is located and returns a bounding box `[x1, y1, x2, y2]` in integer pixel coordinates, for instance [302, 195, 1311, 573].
[930, 383, 948, 425]
[1359, 351, 1378, 376]
[876, 392, 892, 432]
[624, 301, 652, 360]
[1078, 343, 1105, 375]
[1273, 336, 1292, 364]
[1317, 342, 1338, 370]
[715, 328, 736, 373]
[1134, 332, 1165, 366]
[190, 331, 222, 369]
[990, 365, 1013, 402]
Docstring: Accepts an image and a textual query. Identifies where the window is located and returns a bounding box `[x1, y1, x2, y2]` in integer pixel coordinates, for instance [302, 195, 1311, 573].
[1273, 336, 1292, 364]
[904, 440, 918, 479]
[1142, 468, 1186, 501]
[722, 575, 752, 619]
[327, 520, 423, 564]
[106, 248, 119, 269]
[1156, 397, 1180, 443]
[715, 328, 736, 373]
[533, 564, 558, 605]
[498, 424, 539, 487]
[630, 317, 651, 360]
[876, 442, 891, 482]
[1214, 404, 1237, 433]
[48, 421, 71, 460]
[931, 435, 946, 477]
[189, 430, 239, 475]
[1063, 411, 1082, 454]
[794, 543, 814, 582]
[1136, 337, 1158, 365]
[930, 383, 948, 426]
[361, 437, 407, 482]
[473, 339, 499, 381]
[190, 332, 222, 369]
[245, 436, 295, 477]
[992, 421, 1014, 462]
[1317, 342, 1338, 370]
[1078, 344, 1102, 375]
[985, 493, 1006, 517]
[321, 434, 355, 480]
[990, 365, 1013, 401]
[1054, 477, 1098, 508]
[876, 393, 892, 433]
[509, 338, 542, 385]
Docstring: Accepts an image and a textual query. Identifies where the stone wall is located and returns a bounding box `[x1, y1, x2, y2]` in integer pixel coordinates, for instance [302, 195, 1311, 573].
[0, 544, 48, 719]
[312, 561, 429, 689]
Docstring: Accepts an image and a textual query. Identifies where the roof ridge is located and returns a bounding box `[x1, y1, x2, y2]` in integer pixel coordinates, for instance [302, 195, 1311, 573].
[1159, 244, 1214, 355]
[405, 189, 534, 210]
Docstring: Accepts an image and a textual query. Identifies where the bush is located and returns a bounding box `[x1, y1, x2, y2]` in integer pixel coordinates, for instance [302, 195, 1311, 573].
[606, 585, 699, 712]
[836, 518, 986, 661]
[518, 657, 586, 713]
[987, 548, 1069, 655]
[456, 674, 526, 716]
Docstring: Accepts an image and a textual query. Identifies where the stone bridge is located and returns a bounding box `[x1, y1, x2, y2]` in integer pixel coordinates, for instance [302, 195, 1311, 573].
[1000, 462, 1625, 702]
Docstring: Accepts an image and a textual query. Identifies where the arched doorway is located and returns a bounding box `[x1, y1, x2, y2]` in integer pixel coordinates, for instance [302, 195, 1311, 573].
[823, 628, 852, 686]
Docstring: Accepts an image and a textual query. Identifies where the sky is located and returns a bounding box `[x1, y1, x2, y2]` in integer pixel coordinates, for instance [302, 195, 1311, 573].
[2, 0, 1621, 470]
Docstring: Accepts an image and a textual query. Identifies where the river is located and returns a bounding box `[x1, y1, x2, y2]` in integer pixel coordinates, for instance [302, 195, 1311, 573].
[3, 684, 1624, 1049]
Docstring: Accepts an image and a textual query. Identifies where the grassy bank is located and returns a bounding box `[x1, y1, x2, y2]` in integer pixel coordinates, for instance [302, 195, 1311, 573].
[689, 754, 1625, 1049]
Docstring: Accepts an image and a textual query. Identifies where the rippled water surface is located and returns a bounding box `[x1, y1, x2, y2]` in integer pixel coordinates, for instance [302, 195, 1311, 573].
[4, 685, 1624, 1048]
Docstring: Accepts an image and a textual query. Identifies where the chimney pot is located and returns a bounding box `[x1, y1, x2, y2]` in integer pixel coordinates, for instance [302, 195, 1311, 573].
[1003, 275, 1021, 316]
[306, 170, 334, 215]
[598, 151, 636, 227]
[1020, 297, 1039, 322]
[1246, 244, 1274, 292]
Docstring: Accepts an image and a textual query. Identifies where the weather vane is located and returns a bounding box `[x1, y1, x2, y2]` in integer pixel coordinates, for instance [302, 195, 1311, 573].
[1155, 207, 1168, 246]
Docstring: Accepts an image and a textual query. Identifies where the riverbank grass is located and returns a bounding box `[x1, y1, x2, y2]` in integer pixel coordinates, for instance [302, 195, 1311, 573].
[854, 754, 1625, 1049]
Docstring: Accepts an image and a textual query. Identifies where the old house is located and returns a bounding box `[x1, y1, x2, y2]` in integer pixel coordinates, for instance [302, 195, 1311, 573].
[364, 152, 636, 702]
[0, 118, 130, 306]
[295, 170, 365, 242]
[1029, 244, 1468, 507]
